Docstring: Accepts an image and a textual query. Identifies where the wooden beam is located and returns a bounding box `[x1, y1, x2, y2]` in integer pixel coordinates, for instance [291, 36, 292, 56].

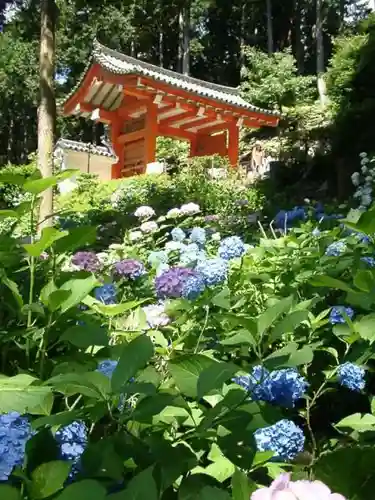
[78, 102, 116, 123]
[162, 108, 200, 128]
[180, 116, 213, 131]
[191, 122, 229, 135]
[63, 64, 100, 115]
[158, 124, 195, 141]
[118, 129, 146, 144]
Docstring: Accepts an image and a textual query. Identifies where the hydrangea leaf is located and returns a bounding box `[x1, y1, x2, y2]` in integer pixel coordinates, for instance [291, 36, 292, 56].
[197, 361, 239, 399]
[60, 324, 109, 348]
[54, 480, 107, 500]
[111, 335, 154, 393]
[30, 461, 71, 499]
[23, 228, 68, 257]
[82, 295, 147, 317]
[353, 270, 375, 293]
[0, 486, 21, 500]
[53, 226, 97, 254]
[270, 310, 310, 343]
[46, 372, 111, 399]
[335, 413, 375, 432]
[58, 276, 100, 313]
[168, 354, 216, 398]
[108, 466, 157, 500]
[23, 170, 78, 194]
[309, 275, 354, 293]
[231, 468, 257, 500]
[257, 296, 293, 337]
[0, 375, 52, 415]
[354, 313, 375, 342]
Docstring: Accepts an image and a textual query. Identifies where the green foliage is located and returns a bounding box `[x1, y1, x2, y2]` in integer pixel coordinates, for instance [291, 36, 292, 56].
[240, 47, 316, 111]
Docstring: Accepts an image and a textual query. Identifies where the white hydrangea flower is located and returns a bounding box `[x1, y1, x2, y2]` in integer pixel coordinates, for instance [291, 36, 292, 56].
[361, 156, 370, 165]
[361, 165, 368, 174]
[211, 232, 221, 241]
[134, 206, 155, 219]
[365, 176, 372, 183]
[129, 230, 143, 242]
[180, 202, 200, 215]
[360, 152, 368, 159]
[108, 244, 123, 250]
[166, 208, 182, 218]
[165, 240, 184, 252]
[111, 189, 123, 207]
[304, 198, 310, 204]
[351, 172, 360, 186]
[362, 186, 372, 195]
[361, 194, 372, 207]
[140, 221, 159, 233]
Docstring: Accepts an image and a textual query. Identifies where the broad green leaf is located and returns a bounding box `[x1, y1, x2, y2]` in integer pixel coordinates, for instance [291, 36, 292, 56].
[0, 209, 19, 219]
[0, 486, 21, 500]
[231, 468, 256, 500]
[212, 288, 231, 309]
[24, 170, 78, 194]
[264, 343, 313, 369]
[108, 466, 157, 500]
[344, 206, 375, 235]
[111, 336, 154, 393]
[0, 375, 52, 414]
[220, 329, 257, 348]
[48, 290, 72, 312]
[82, 295, 146, 316]
[192, 457, 235, 483]
[168, 354, 216, 398]
[46, 372, 110, 399]
[59, 276, 99, 313]
[0, 271, 23, 307]
[197, 362, 238, 399]
[40, 280, 57, 307]
[314, 446, 375, 500]
[270, 310, 309, 342]
[24, 228, 68, 257]
[335, 413, 375, 432]
[309, 275, 354, 293]
[197, 486, 231, 500]
[32, 410, 81, 430]
[257, 296, 293, 337]
[354, 314, 375, 343]
[54, 480, 106, 500]
[53, 226, 97, 253]
[0, 173, 27, 185]
[61, 324, 109, 348]
[354, 270, 375, 293]
[30, 461, 71, 499]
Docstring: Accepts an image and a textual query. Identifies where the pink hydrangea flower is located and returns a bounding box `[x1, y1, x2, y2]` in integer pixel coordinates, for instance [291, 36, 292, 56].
[251, 473, 346, 500]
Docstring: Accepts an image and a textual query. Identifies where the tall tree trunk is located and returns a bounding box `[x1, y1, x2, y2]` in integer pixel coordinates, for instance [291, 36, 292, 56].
[294, 0, 304, 73]
[239, 0, 246, 69]
[178, 0, 190, 74]
[266, 0, 273, 54]
[159, 27, 164, 67]
[316, 0, 328, 105]
[38, 0, 56, 228]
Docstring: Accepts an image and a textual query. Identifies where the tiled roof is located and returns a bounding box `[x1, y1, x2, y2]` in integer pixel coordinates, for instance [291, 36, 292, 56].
[55, 138, 116, 158]
[62, 40, 280, 120]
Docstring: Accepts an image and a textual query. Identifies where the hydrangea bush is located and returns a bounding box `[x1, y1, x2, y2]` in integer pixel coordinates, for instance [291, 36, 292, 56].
[0, 170, 374, 499]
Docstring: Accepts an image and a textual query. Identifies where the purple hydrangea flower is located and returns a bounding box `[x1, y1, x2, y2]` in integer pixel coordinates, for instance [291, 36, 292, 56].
[71, 251, 101, 272]
[254, 420, 305, 461]
[204, 214, 219, 223]
[155, 266, 202, 299]
[0, 412, 33, 481]
[114, 259, 146, 279]
[329, 306, 354, 324]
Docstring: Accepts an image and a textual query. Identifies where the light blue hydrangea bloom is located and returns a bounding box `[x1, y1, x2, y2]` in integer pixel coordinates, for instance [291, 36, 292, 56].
[337, 362, 365, 391]
[254, 419, 305, 461]
[148, 251, 169, 267]
[196, 257, 228, 286]
[190, 227, 206, 246]
[325, 241, 347, 257]
[171, 227, 186, 242]
[55, 421, 88, 475]
[218, 236, 246, 260]
[182, 274, 206, 300]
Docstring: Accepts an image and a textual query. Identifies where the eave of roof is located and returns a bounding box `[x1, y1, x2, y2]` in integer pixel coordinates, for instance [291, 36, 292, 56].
[60, 40, 281, 121]
[55, 138, 116, 159]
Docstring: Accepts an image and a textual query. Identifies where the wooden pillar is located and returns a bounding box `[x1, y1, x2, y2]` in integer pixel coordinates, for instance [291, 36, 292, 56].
[227, 122, 239, 168]
[144, 103, 158, 169]
[110, 117, 123, 179]
[189, 136, 197, 157]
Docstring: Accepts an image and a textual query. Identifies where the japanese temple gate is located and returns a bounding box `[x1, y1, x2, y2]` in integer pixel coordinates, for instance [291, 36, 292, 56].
[62, 40, 280, 179]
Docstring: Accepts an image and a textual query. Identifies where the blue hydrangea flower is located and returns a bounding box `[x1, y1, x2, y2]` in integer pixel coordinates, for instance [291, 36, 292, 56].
[55, 421, 88, 475]
[254, 419, 305, 461]
[171, 227, 186, 242]
[325, 241, 347, 257]
[233, 366, 307, 407]
[182, 273, 206, 300]
[148, 250, 169, 267]
[329, 306, 354, 324]
[190, 227, 206, 246]
[356, 232, 371, 244]
[361, 256, 375, 267]
[0, 412, 33, 481]
[218, 236, 246, 260]
[94, 284, 117, 305]
[97, 359, 118, 378]
[274, 207, 305, 229]
[337, 362, 365, 391]
[196, 258, 228, 286]
[155, 267, 201, 298]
